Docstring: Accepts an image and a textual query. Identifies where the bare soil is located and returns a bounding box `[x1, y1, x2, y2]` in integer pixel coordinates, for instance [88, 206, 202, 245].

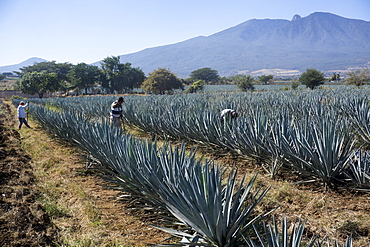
[0, 103, 56, 246]
[0, 101, 369, 246]
[0, 102, 171, 246]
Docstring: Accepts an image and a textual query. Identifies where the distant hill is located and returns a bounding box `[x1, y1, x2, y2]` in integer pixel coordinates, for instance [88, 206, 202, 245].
[0, 57, 48, 74]
[2, 12, 369, 78]
[115, 12, 370, 77]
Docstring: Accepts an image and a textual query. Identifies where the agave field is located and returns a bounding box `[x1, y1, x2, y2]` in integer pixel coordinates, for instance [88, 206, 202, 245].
[14, 87, 370, 246]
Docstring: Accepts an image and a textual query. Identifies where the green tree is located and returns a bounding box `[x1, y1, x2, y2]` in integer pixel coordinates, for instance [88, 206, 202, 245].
[346, 69, 370, 88]
[329, 73, 340, 82]
[67, 63, 102, 95]
[299, 68, 326, 90]
[120, 63, 146, 92]
[2, 72, 14, 77]
[185, 80, 205, 93]
[0, 74, 4, 81]
[257, 75, 274, 85]
[101, 56, 145, 93]
[100, 56, 120, 93]
[18, 71, 59, 98]
[231, 74, 255, 92]
[17, 61, 72, 92]
[141, 68, 183, 94]
[189, 67, 220, 84]
[219, 76, 233, 85]
[291, 81, 299, 90]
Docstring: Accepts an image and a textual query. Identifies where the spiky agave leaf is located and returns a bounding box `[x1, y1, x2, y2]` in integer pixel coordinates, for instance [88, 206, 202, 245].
[246, 216, 317, 247]
[155, 170, 273, 246]
[281, 116, 357, 187]
[344, 98, 370, 145]
[344, 150, 370, 191]
[315, 235, 353, 247]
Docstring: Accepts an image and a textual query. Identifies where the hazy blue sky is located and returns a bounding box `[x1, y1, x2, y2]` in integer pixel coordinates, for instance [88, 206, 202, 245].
[1, 0, 369, 67]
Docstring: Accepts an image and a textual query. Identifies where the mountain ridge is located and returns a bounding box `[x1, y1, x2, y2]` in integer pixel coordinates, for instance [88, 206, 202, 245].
[1, 12, 369, 77]
[0, 57, 48, 74]
[114, 12, 370, 77]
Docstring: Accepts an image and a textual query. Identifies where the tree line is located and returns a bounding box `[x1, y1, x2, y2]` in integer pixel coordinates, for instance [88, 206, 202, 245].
[15, 56, 145, 98]
[14, 56, 208, 97]
[11, 56, 370, 97]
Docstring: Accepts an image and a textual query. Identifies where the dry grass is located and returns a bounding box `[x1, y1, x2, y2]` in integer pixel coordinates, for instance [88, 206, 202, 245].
[0, 77, 17, 90]
[7, 100, 370, 246]
[247, 166, 370, 245]
[127, 123, 370, 246]
[126, 125, 370, 245]
[11, 106, 170, 246]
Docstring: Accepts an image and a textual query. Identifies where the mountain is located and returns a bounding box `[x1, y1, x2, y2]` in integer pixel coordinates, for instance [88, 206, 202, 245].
[2, 12, 369, 78]
[0, 57, 48, 74]
[116, 12, 370, 77]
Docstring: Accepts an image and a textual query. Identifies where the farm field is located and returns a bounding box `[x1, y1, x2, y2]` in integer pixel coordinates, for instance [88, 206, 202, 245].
[1, 87, 370, 246]
[0, 77, 18, 91]
[0, 101, 171, 246]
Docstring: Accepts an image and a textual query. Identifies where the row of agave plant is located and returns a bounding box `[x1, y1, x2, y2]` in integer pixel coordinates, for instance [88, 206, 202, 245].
[27, 88, 370, 191]
[17, 100, 355, 246]
[119, 91, 370, 190]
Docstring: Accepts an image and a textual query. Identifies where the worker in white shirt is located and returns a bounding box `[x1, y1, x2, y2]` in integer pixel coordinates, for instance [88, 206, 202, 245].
[220, 109, 238, 121]
[17, 101, 31, 129]
[220, 109, 238, 128]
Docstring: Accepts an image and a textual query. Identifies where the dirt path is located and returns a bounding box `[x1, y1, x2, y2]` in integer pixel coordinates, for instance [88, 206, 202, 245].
[0, 102, 171, 246]
[0, 103, 55, 246]
[1, 101, 369, 246]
